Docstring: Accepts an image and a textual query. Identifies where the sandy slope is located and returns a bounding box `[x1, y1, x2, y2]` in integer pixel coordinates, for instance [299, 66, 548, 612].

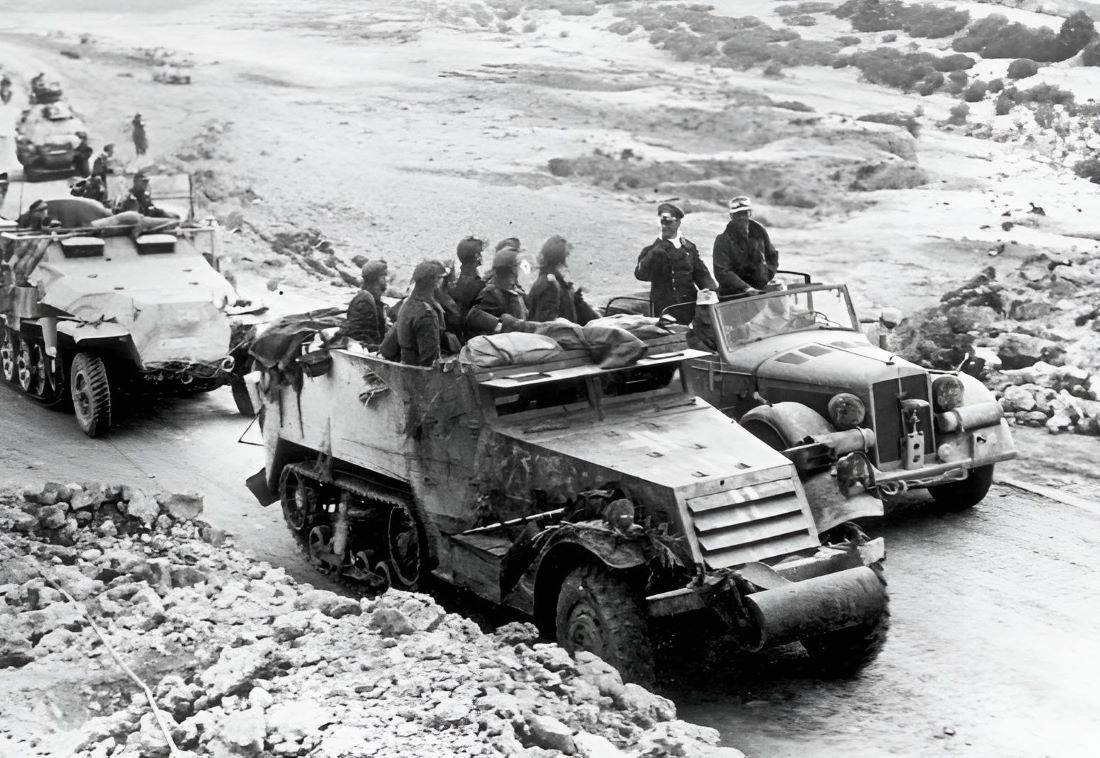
[0, 0, 1098, 319]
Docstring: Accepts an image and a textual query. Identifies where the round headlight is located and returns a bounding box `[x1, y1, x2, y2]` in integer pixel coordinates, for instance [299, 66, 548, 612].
[933, 375, 964, 413]
[828, 393, 866, 430]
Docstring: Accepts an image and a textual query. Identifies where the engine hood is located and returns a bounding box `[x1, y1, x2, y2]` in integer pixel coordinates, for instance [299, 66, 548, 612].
[727, 330, 926, 387]
[33, 258, 234, 364]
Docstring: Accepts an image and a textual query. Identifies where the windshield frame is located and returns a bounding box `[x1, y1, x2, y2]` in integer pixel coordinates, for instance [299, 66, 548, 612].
[710, 284, 860, 353]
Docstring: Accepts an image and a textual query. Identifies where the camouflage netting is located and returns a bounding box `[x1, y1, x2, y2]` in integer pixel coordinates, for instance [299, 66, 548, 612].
[0, 482, 742, 758]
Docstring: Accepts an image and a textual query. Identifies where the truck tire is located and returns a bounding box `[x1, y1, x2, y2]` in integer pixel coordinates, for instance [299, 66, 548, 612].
[555, 563, 655, 686]
[70, 353, 112, 437]
[928, 464, 994, 511]
[802, 605, 890, 678]
[230, 375, 255, 417]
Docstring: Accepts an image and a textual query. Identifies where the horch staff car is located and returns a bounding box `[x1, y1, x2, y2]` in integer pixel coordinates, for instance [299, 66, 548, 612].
[682, 278, 1017, 510]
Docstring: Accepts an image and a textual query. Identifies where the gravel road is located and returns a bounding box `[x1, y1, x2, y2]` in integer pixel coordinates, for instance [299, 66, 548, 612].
[4, 384, 1099, 756]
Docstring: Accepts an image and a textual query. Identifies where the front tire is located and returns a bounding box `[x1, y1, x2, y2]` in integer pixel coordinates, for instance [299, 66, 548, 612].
[555, 563, 655, 686]
[928, 464, 994, 511]
[230, 375, 255, 416]
[802, 605, 890, 678]
[70, 353, 112, 437]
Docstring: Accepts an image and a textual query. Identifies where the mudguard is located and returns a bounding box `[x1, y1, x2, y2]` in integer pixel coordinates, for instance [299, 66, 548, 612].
[741, 401, 834, 446]
[510, 521, 648, 602]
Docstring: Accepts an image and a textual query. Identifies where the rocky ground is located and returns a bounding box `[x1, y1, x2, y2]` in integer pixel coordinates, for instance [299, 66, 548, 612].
[890, 248, 1100, 435]
[0, 482, 740, 758]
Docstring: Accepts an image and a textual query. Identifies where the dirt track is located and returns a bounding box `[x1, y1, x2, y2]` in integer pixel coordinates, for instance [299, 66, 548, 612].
[4, 382, 1100, 756]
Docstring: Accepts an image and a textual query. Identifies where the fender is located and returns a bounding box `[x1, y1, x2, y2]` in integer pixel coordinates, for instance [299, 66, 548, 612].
[741, 401, 835, 447]
[56, 321, 140, 363]
[517, 522, 649, 632]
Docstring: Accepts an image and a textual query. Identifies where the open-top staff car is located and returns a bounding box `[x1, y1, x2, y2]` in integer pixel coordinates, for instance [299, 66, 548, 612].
[681, 279, 1016, 510]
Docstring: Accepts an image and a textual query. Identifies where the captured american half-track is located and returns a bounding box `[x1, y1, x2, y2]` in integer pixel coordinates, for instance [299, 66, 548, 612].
[246, 325, 889, 683]
[681, 276, 1016, 511]
[0, 204, 260, 437]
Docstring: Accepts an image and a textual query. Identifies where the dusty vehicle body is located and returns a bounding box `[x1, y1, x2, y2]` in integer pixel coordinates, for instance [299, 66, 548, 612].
[0, 213, 259, 436]
[247, 332, 889, 681]
[682, 282, 1017, 510]
[15, 102, 86, 181]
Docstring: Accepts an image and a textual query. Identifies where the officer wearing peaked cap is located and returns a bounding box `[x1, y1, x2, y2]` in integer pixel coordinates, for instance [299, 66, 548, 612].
[635, 202, 717, 324]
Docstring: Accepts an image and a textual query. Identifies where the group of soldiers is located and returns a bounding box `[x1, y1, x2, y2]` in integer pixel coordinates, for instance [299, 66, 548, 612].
[68, 114, 149, 207]
[342, 194, 779, 367]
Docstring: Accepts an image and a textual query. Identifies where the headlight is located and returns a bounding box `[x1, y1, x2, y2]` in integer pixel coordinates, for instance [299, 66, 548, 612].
[933, 375, 964, 412]
[828, 393, 866, 430]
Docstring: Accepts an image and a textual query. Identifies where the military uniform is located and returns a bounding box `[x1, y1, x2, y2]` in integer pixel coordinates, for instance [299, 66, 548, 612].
[116, 189, 172, 218]
[635, 237, 716, 324]
[344, 290, 387, 347]
[73, 140, 93, 178]
[395, 294, 443, 367]
[712, 219, 778, 296]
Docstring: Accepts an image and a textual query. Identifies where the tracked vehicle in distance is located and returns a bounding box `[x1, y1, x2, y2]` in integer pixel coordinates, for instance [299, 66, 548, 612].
[245, 328, 890, 683]
[0, 204, 259, 436]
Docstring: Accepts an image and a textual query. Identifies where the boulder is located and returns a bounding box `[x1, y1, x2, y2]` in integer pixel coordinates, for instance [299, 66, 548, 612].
[265, 699, 333, 743]
[525, 714, 576, 754]
[37, 504, 68, 530]
[295, 589, 361, 618]
[164, 493, 204, 521]
[220, 707, 266, 756]
[1000, 385, 1036, 412]
[995, 334, 1064, 371]
[199, 640, 279, 699]
[368, 607, 415, 637]
[125, 490, 160, 526]
[615, 683, 677, 726]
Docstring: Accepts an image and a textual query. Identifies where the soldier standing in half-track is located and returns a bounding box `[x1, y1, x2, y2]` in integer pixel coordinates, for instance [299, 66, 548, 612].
[449, 237, 486, 320]
[92, 143, 115, 188]
[635, 202, 717, 325]
[115, 172, 178, 218]
[73, 132, 94, 178]
[343, 260, 389, 349]
[395, 260, 446, 366]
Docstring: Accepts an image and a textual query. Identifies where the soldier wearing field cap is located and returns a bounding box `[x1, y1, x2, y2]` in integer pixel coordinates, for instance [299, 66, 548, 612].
[393, 260, 447, 366]
[635, 202, 717, 324]
[712, 195, 779, 297]
[343, 260, 389, 348]
[449, 236, 486, 319]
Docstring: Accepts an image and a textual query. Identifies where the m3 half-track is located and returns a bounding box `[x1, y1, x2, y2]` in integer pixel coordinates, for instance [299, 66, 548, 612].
[245, 328, 889, 683]
[681, 278, 1017, 510]
[0, 208, 260, 436]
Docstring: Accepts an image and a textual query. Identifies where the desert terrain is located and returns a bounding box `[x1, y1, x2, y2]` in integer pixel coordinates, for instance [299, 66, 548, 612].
[2, 1, 1100, 756]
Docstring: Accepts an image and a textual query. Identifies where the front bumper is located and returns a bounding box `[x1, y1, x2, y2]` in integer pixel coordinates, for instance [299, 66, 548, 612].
[647, 537, 886, 647]
[140, 356, 236, 385]
[836, 418, 1017, 497]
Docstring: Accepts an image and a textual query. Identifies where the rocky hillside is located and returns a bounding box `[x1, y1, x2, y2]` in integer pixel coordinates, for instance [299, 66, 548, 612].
[0, 482, 740, 758]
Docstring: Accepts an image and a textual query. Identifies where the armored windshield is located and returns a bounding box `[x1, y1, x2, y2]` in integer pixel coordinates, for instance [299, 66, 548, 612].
[712, 285, 859, 349]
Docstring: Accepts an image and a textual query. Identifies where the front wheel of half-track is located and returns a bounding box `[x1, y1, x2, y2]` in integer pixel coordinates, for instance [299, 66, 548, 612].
[555, 563, 655, 686]
[802, 605, 890, 678]
[70, 353, 112, 437]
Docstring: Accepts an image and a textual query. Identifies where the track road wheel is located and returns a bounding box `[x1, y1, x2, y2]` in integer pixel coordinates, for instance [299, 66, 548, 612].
[555, 563, 655, 686]
[803, 605, 890, 678]
[69, 353, 112, 437]
[16, 338, 38, 395]
[278, 468, 315, 533]
[1, 329, 17, 384]
[928, 465, 994, 511]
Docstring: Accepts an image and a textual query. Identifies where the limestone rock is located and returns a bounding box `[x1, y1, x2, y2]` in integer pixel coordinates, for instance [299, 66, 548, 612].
[368, 607, 415, 637]
[526, 714, 576, 754]
[221, 707, 266, 756]
[164, 493, 204, 521]
[126, 490, 160, 526]
[266, 699, 332, 743]
[295, 589, 361, 618]
[200, 640, 279, 699]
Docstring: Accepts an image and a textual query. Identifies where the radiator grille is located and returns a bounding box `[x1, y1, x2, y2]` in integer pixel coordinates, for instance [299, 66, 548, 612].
[871, 375, 932, 465]
[686, 478, 818, 569]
